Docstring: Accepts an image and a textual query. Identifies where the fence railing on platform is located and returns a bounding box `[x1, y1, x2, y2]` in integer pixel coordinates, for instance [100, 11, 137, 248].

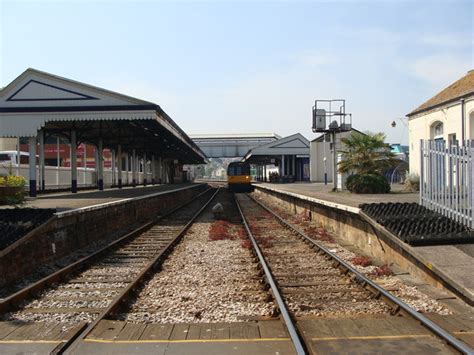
[420, 140, 473, 228]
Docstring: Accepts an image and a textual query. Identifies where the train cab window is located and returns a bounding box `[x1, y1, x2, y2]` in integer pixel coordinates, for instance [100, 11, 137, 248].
[228, 164, 250, 176]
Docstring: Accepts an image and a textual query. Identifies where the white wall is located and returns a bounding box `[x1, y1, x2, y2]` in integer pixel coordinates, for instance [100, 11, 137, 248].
[0, 164, 152, 190]
[310, 141, 332, 183]
[408, 98, 474, 175]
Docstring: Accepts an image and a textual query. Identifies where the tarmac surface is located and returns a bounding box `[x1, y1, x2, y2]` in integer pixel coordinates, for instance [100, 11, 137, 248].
[257, 182, 474, 306]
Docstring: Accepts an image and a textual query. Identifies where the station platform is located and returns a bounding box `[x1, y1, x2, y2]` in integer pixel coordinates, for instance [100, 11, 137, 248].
[255, 182, 474, 306]
[257, 182, 418, 210]
[2, 183, 196, 212]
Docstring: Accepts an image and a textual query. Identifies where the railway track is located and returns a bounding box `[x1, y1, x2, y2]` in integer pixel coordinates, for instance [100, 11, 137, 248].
[235, 192, 473, 355]
[0, 187, 219, 354]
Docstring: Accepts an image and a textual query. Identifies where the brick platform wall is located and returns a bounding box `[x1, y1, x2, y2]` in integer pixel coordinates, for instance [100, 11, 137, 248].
[0, 184, 207, 287]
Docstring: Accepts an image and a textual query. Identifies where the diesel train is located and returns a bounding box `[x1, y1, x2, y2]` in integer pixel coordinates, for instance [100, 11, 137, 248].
[227, 161, 254, 192]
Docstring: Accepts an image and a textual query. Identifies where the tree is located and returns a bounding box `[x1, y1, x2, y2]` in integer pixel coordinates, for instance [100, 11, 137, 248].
[338, 132, 396, 175]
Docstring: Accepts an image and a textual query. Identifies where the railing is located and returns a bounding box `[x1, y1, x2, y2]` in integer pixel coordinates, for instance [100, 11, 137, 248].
[0, 164, 152, 190]
[420, 140, 473, 228]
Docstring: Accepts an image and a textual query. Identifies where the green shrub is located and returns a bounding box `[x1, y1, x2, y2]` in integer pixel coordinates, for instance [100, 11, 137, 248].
[346, 174, 390, 194]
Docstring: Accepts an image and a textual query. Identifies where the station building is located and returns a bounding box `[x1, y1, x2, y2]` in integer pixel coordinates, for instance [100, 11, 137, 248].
[243, 133, 310, 182]
[407, 69, 474, 175]
[0, 68, 207, 196]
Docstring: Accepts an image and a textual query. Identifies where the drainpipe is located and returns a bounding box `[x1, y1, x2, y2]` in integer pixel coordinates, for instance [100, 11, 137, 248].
[461, 98, 465, 144]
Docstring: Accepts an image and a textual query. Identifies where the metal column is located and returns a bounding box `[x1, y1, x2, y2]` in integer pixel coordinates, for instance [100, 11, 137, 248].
[281, 155, 285, 176]
[71, 130, 77, 193]
[158, 157, 162, 184]
[264, 165, 267, 182]
[132, 149, 137, 187]
[38, 130, 45, 191]
[117, 145, 122, 189]
[16, 137, 21, 176]
[97, 138, 104, 190]
[143, 152, 147, 186]
[151, 155, 156, 185]
[125, 153, 129, 186]
[28, 136, 37, 197]
[292, 155, 296, 179]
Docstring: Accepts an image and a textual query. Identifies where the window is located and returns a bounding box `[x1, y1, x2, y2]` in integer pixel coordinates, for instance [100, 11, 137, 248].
[431, 121, 444, 140]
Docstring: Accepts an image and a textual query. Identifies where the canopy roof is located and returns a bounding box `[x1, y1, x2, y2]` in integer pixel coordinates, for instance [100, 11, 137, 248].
[243, 133, 310, 163]
[0, 68, 206, 163]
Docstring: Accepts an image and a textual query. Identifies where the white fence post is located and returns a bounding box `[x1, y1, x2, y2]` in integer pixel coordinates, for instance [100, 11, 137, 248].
[420, 139, 473, 228]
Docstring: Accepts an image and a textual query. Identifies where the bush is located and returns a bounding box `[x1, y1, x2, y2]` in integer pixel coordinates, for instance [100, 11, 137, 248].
[346, 174, 390, 194]
[0, 175, 26, 205]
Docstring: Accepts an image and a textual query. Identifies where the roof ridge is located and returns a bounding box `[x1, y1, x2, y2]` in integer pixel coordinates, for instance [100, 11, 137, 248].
[407, 69, 474, 116]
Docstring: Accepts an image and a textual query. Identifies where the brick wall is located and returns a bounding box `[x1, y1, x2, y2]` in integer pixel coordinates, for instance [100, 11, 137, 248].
[0, 184, 207, 287]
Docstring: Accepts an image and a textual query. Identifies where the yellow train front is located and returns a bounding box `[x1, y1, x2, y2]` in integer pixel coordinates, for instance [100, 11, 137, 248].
[227, 162, 254, 193]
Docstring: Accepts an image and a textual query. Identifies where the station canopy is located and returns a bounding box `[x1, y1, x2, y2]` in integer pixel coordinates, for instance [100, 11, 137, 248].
[0, 68, 206, 164]
[243, 133, 310, 164]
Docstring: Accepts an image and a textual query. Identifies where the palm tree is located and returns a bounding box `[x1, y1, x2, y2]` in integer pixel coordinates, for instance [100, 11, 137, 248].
[338, 132, 396, 175]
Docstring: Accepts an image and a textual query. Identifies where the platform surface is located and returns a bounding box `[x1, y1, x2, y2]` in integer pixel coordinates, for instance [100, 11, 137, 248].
[0, 183, 196, 211]
[256, 182, 474, 305]
[258, 182, 418, 209]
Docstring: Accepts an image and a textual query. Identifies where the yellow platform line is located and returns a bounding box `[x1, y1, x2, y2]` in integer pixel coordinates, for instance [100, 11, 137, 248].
[84, 337, 291, 344]
[311, 334, 434, 341]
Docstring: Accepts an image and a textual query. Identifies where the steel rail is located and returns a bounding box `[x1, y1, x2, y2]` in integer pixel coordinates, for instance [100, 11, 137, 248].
[248, 193, 473, 355]
[58, 187, 220, 354]
[0, 187, 214, 314]
[234, 194, 307, 355]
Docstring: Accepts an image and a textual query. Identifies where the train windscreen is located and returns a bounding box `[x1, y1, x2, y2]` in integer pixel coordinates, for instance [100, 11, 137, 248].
[228, 164, 250, 176]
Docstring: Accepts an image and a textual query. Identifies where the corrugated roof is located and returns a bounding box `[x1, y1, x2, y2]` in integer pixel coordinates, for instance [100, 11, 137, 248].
[407, 69, 474, 117]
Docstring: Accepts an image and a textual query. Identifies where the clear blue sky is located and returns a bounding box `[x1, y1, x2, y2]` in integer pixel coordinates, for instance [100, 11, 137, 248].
[1, 0, 473, 144]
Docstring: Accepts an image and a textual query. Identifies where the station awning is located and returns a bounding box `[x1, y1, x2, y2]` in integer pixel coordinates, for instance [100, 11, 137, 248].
[243, 133, 310, 164]
[0, 68, 207, 164]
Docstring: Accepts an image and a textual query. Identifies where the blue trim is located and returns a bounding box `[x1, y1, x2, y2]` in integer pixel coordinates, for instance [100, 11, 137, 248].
[7, 79, 99, 101]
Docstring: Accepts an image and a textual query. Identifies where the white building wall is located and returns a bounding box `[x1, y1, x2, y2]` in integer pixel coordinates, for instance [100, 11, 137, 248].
[0, 138, 16, 151]
[408, 98, 474, 175]
[310, 141, 332, 182]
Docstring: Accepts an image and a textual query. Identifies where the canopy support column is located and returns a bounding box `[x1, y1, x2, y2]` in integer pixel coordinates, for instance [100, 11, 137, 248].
[71, 130, 77, 193]
[111, 149, 116, 187]
[264, 165, 267, 182]
[117, 144, 122, 189]
[28, 136, 37, 197]
[97, 138, 104, 190]
[16, 137, 21, 176]
[143, 152, 147, 186]
[38, 130, 45, 191]
[281, 155, 285, 177]
[125, 153, 129, 186]
[151, 155, 156, 185]
[132, 149, 137, 187]
[292, 155, 296, 178]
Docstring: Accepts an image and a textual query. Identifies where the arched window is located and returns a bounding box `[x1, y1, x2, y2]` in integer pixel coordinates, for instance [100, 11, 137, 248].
[430, 121, 444, 140]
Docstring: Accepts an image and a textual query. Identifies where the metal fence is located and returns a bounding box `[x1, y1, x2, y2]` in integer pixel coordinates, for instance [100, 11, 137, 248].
[420, 140, 473, 228]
